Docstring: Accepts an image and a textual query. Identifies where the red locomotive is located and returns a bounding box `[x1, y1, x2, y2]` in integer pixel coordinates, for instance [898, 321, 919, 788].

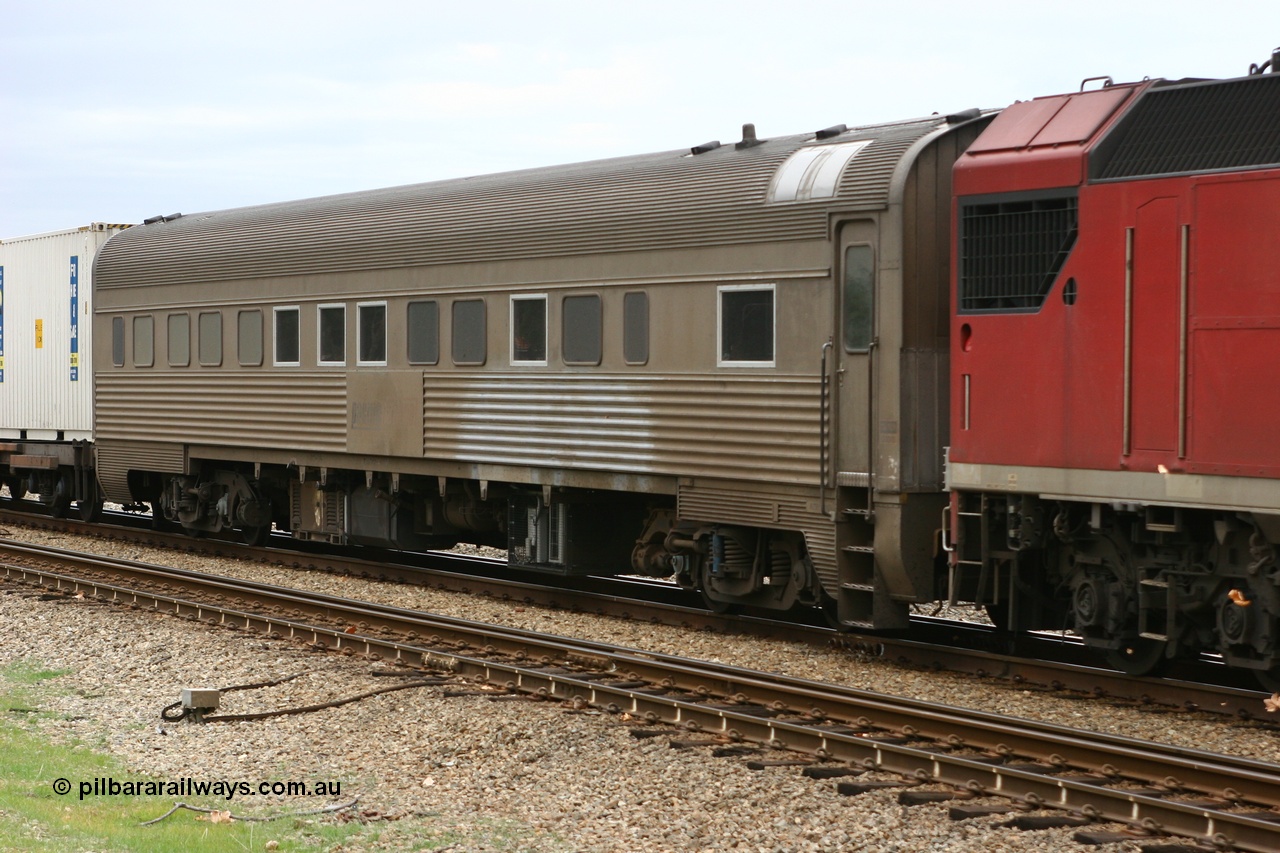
[947, 63, 1280, 687]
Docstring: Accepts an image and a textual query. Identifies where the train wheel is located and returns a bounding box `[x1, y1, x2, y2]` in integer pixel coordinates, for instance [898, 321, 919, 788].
[1256, 668, 1280, 693]
[43, 476, 72, 519]
[77, 497, 104, 523]
[1105, 636, 1168, 676]
[240, 524, 271, 547]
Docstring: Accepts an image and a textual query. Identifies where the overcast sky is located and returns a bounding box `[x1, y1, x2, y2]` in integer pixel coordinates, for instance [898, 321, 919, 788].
[2, 1, 1275, 237]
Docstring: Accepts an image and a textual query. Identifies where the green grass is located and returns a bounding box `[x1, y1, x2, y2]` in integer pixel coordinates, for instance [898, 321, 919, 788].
[0, 659, 371, 852]
[0, 659, 558, 851]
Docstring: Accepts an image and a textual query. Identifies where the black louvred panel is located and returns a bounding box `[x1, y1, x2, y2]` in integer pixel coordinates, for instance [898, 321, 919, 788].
[958, 193, 1078, 313]
[1096, 74, 1280, 179]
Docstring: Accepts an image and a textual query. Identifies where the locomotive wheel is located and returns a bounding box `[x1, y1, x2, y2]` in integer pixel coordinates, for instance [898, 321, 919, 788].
[1105, 636, 1168, 676]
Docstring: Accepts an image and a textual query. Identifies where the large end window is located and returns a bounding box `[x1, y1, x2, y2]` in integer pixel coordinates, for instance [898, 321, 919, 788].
[843, 246, 874, 352]
[562, 294, 601, 365]
[357, 302, 387, 366]
[511, 295, 547, 365]
[407, 300, 439, 365]
[274, 307, 299, 366]
[452, 299, 486, 365]
[318, 304, 345, 366]
[718, 285, 775, 366]
[198, 311, 222, 366]
[623, 291, 649, 365]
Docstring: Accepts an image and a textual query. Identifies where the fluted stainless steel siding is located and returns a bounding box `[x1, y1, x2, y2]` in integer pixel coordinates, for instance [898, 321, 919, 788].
[422, 373, 820, 483]
[95, 440, 184, 502]
[96, 372, 347, 450]
[94, 121, 943, 289]
[677, 484, 838, 591]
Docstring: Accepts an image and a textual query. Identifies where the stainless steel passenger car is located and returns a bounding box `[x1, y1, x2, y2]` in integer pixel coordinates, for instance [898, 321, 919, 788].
[92, 113, 989, 628]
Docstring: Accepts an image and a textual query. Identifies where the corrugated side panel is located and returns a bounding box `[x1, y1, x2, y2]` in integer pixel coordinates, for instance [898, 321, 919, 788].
[677, 484, 838, 593]
[95, 440, 184, 502]
[0, 227, 118, 437]
[95, 121, 945, 290]
[96, 372, 347, 450]
[900, 348, 948, 490]
[423, 373, 820, 484]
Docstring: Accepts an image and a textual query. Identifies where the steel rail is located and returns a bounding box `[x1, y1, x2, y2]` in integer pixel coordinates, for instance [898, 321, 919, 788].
[4, 543, 1280, 851]
[1, 511, 1272, 721]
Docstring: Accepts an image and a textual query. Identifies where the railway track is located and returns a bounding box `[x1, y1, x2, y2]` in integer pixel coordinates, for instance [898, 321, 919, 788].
[2, 506, 1273, 722]
[4, 537, 1280, 851]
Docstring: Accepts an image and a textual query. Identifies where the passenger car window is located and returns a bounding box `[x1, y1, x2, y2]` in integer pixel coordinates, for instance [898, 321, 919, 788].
[562, 294, 601, 365]
[357, 302, 387, 365]
[168, 313, 190, 367]
[511, 295, 547, 364]
[452, 299, 486, 365]
[407, 300, 439, 365]
[133, 316, 154, 367]
[623, 291, 648, 365]
[843, 246, 874, 353]
[111, 317, 125, 367]
[198, 312, 222, 366]
[718, 285, 775, 366]
[238, 310, 263, 366]
[318, 304, 345, 365]
[274, 307, 299, 366]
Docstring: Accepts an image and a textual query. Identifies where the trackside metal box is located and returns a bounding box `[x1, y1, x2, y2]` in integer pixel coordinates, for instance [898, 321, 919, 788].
[0, 224, 130, 440]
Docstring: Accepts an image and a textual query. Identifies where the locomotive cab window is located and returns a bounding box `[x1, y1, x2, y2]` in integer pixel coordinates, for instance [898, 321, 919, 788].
[357, 302, 387, 366]
[843, 246, 874, 353]
[407, 300, 439, 365]
[238, 310, 263, 367]
[452, 299, 487, 366]
[623, 291, 649, 365]
[274, 307, 299, 366]
[133, 316, 154, 368]
[168, 313, 190, 367]
[318, 304, 345, 366]
[718, 285, 775, 366]
[198, 311, 222, 367]
[562, 294, 601, 365]
[511, 295, 547, 365]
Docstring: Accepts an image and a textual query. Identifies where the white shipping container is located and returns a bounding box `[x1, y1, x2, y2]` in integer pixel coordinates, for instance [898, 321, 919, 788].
[0, 223, 131, 440]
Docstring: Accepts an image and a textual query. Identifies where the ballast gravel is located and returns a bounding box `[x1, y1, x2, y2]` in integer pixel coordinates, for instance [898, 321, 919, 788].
[2, 520, 1278, 852]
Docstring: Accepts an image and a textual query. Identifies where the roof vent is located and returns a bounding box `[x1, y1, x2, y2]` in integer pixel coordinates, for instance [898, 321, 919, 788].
[735, 123, 764, 149]
[945, 108, 982, 124]
[143, 213, 183, 225]
[815, 124, 847, 140]
[690, 140, 722, 155]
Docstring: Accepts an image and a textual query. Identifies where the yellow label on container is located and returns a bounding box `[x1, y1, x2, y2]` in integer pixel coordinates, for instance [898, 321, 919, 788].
[35, 319, 43, 349]
[70, 353, 79, 368]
